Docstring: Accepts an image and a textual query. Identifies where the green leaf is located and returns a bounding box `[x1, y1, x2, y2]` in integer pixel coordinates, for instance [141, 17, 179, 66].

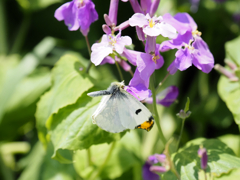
[73, 131, 141, 179]
[214, 168, 240, 180]
[49, 89, 125, 162]
[36, 54, 94, 147]
[217, 76, 239, 102]
[217, 75, 240, 125]
[16, 0, 61, 11]
[184, 97, 190, 113]
[162, 138, 240, 180]
[0, 37, 55, 124]
[218, 134, 240, 157]
[226, 89, 240, 124]
[225, 36, 240, 66]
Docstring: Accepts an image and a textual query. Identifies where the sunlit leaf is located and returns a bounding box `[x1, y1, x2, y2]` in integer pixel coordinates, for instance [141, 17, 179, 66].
[36, 54, 94, 147]
[162, 138, 240, 180]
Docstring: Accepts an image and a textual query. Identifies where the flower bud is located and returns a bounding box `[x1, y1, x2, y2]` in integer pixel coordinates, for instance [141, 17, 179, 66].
[149, 0, 160, 17]
[145, 36, 156, 53]
[104, 14, 113, 26]
[108, 0, 119, 26]
[214, 64, 239, 81]
[150, 166, 168, 173]
[102, 24, 112, 34]
[177, 109, 191, 119]
[198, 146, 208, 170]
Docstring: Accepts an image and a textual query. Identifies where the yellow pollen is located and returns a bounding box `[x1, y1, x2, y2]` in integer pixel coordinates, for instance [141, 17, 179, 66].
[109, 37, 117, 46]
[192, 30, 202, 36]
[149, 19, 155, 28]
[152, 54, 159, 63]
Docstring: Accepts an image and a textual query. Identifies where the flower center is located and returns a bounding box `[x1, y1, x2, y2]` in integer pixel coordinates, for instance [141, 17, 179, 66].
[77, 0, 84, 8]
[184, 39, 194, 50]
[192, 30, 202, 36]
[109, 36, 117, 46]
[152, 54, 159, 63]
[149, 19, 155, 28]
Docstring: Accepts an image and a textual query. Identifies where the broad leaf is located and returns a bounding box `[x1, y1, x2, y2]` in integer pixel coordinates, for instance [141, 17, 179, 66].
[225, 36, 240, 66]
[36, 54, 93, 147]
[214, 168, 240, 180]
[49, 89, 125, 162]
[162, 138, 240, 180]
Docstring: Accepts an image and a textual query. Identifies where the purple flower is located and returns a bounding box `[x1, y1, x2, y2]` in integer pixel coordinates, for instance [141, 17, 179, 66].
[91, 31, 132, 65]
[123, 45, 164, 88]
[137, 44, 164, 87]
[129, 13, 177, 39]
[143, 154, 169, 180]
[125, 83, 152, 101]
[143, 162, 159, 180]
[54, 0, 98, 36]
[160, 13, 214, 74]
[198, 146, 208, 170]
[144, 86, 179, 107]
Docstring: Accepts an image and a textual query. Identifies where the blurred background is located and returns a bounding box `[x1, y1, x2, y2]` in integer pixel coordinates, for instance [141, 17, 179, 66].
[0, 0, 240, 179]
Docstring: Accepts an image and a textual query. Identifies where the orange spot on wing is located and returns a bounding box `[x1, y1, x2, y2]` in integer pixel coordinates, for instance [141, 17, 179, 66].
[136, 118, 154, 131]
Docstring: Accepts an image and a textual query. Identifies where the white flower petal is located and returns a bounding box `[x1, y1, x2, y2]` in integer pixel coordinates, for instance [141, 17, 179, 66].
[158, 22, 177, 39]
[143, 26, 161, 36]
[91, 46, 113, 66]
[129, 13, 148, 27]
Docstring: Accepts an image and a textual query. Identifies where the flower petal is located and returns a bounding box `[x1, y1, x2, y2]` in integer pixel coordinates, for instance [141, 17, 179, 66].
[78, 0, 98, 35]
[142, 162, 159, 180]
[174, 48, 193, 71]
[91, 46, 113, 65]
[156, 86, 179, 107]
[54, 2, 80, 31]
[125, 84, 152, 101]
[143, 26, 161, 36]
[129, 69, 149, 88]
[122, 49, 141, 66]
[100, 56, 115, 65]
[145, 36, 156, 53]
[129, 13, 148, 27]
[115, 36, 132, 54]
[192, 37, 214, 73]
[174, 13, 197, 32]
[157, 22, 177, 39]
[162, 13, 189, 35]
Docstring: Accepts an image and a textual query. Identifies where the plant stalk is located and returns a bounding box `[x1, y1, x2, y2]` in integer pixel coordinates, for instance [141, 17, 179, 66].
[89, 142, 116, 180]
[176, 118, 186, 150]
[85, 36, 92, 74]
[115, 61, 124, 81]
[150, 75, 166, 145]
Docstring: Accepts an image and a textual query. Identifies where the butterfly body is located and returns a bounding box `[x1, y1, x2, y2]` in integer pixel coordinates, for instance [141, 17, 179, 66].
[87, 82, 154, 133]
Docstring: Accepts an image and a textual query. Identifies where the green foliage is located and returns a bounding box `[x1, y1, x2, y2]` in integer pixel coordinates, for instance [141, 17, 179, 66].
[36, 54, 94, 147]
[218, 36, 240, 125]
[18, 141, 79, 180]
[162, 138, 240, 180]
[73, 131, 142, 180]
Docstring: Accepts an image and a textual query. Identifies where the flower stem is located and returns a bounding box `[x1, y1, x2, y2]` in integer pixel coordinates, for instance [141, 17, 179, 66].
[89, 142, 116, 180]
[176, 118, 186, 150]
[238, 125, 240, 157]
[115, 61, 124, 81]
[85, 36, 92, 74]
[150, 75, 166, 145]
[159, 73, 170, 86]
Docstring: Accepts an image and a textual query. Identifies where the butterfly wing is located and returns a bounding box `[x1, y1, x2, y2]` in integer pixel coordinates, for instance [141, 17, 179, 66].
[118, 91, 154, 131]
[93, 94, 126, 133]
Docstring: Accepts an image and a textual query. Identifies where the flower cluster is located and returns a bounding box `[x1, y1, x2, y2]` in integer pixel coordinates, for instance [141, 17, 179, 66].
[54, 0, 214, 105]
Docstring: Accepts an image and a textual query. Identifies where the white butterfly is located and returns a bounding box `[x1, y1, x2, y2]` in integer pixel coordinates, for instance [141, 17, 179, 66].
[87, 82, 154, 133]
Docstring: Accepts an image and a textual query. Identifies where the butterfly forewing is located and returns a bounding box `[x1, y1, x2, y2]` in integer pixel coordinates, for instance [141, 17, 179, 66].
[93, 95, 126, 133]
